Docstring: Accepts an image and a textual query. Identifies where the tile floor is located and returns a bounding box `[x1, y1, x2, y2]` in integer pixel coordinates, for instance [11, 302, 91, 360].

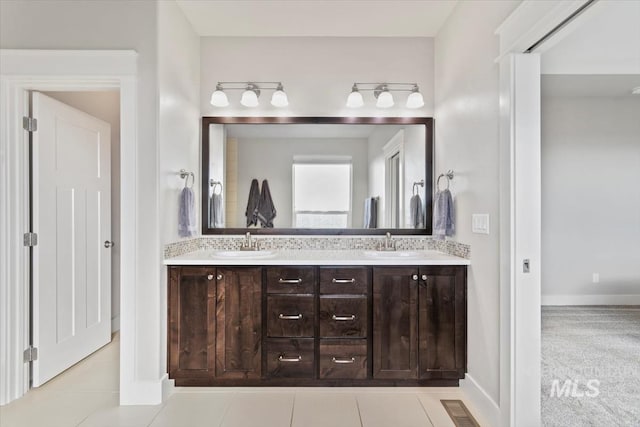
[0, 335, 481, 427]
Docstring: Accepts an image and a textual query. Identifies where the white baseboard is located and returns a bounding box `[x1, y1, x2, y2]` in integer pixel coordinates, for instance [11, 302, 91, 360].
[460, 374, 500, 427]
[542, 294, 640, 306]
[111, 315, 120, 332]
[162, 374, 174, 402]
[120, 378, 164, 405]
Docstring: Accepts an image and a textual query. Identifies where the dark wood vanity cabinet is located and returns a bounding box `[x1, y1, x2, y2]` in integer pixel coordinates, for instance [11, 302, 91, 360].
[168, 264, 466, 386]
[371, 266, 467, 381]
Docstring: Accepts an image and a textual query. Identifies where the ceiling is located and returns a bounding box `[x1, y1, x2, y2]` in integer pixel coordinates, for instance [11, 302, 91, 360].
[541, 75, 640, 98]
[176, 1, 458, 37]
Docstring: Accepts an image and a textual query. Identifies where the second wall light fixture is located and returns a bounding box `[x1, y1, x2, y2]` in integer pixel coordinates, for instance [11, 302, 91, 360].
[210, 81, 289, 108]
[346, 83, 424, 109]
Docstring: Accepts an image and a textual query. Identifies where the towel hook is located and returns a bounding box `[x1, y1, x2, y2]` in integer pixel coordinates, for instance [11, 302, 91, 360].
[210, 179, 222, 195]
[179, 169, 195, 189]
[436, 170, 454, 191]
[412, 179, 425, 196]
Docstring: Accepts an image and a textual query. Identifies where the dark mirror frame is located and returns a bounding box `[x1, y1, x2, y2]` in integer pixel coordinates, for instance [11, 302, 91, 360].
[201, 116, 434, 235]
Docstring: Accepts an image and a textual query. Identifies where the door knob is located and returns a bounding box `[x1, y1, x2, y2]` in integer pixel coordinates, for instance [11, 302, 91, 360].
[104, 240, 114, 248]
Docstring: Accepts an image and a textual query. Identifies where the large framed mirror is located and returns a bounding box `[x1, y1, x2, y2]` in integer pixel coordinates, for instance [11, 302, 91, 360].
[201, 117, 433, 235]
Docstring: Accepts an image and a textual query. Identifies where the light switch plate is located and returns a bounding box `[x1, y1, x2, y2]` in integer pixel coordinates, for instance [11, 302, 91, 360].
[472, 214, 490, 234]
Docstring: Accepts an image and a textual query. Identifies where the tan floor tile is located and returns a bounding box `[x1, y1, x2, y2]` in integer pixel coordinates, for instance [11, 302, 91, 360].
[220, 392, 294, 427]
[292, 392, 361, 427]
[357, 393, 434, 427]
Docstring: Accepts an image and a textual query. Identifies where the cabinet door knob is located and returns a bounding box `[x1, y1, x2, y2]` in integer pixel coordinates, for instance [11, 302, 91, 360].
[207, 274, 214, 280]
[217, 274, 223, 280]
[412, 274, 418, 281]
[421, 274, 428, 281]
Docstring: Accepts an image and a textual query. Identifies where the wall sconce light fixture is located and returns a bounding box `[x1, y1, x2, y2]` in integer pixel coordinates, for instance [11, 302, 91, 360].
[346, 83, 424, 109]
[210, 82, 289, 108]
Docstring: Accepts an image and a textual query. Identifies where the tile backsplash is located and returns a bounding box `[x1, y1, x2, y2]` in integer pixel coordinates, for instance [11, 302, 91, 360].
[164, 235, 471, 259]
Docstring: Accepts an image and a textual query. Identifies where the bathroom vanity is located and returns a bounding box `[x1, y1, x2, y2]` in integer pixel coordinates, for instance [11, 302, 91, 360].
[165, 250, 468, 387]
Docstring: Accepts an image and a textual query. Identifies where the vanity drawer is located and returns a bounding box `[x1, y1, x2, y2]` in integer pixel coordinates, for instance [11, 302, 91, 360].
[266, 338, 315, 379]
[267, 295, 315, 337]
[266, 267, 316, 294]
[320, 267, 370, 295]
[319, 296, 368, 338]
[319, 339, 367, 379]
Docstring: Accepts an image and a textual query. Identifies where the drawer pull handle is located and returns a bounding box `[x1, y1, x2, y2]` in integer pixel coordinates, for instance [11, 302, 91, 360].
[279, 313, 303, 320]
[332, 357, 356, 364]
[332, 278, 356, 284]
[278, 355, 302, 363]
[278, 278, 302, 284]
[332, 314, 356, 321]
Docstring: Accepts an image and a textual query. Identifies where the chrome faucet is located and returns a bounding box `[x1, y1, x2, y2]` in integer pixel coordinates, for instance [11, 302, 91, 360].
[378, 232, 397, 251]
[240, 232, 259, 251]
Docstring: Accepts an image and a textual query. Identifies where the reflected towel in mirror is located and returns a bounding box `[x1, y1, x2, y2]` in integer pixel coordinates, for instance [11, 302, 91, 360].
[363, 197, 378, 228]
[209, 192, 223, 228]
[245, 178, 260, 227]
[257, 179, 276, 228]
[409, 194, 424, 229]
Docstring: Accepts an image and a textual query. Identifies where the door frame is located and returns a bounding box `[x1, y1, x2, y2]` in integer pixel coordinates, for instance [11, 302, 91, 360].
[495, 1, 591, 425]
[0, 49, 137, 405]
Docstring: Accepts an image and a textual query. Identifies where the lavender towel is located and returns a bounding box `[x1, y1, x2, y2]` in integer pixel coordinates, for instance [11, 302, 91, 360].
[178, 187, 196, 237]
[433, 189, 454, 240]
[245, 179, 260, 227]
[257, 179, 276, 228]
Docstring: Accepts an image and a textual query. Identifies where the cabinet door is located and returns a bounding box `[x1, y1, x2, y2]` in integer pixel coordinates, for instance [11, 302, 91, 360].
[418, 266, 466, 379]
[372, 267, 418, 379]
[168, 266, 216, 379]
[215, 267, 262, 379]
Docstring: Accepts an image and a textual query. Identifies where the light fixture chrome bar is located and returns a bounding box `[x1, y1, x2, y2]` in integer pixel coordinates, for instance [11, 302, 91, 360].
[354, 82, 418, 86]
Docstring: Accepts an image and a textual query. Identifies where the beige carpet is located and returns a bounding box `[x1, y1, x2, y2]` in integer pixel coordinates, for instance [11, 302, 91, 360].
[541, 306, 640, 426]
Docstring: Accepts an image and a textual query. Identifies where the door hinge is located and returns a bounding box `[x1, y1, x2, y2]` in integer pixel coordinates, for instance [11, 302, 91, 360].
[23, 346, 38, 363]
[23, 232, 38, 247]
[22, 116, 38, 132]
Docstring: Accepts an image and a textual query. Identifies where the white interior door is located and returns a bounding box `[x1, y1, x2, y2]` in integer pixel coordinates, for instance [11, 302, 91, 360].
[31, 92, 112, 387]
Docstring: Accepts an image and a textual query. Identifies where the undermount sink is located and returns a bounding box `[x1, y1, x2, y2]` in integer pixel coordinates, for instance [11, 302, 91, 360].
[211, 250, 276, 259]
[362, 250, 421, 259]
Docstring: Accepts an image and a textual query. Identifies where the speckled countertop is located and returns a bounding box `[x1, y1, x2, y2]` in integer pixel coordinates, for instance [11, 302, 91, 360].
[163, 249, 470, 266]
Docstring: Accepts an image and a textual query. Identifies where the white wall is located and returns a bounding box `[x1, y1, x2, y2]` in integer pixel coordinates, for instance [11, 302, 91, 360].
[434, 0, 521, 414]
[232, 137, 368, 228]
[42, 91, 122, 331]
[200, 37, 434, 117]
[158, 0, 201, 387]
[542, 95, 640, 303]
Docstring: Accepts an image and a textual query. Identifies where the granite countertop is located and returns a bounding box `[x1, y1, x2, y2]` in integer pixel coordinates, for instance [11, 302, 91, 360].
[163, 249, 470, 266]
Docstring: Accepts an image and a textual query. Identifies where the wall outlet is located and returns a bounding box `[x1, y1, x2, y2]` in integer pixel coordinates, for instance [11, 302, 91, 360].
[472, 214, 490, 234]
[592, 273, 600, 283]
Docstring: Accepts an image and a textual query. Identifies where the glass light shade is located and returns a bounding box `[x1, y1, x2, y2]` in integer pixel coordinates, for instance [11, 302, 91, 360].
[406, 91, 424, 109]
[210, 89, 229, 107]
[376, 90, 394, 108]
[346, 90, 364, 108]
[240, 89, 259, 107]
[271, 89, 289, 107]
